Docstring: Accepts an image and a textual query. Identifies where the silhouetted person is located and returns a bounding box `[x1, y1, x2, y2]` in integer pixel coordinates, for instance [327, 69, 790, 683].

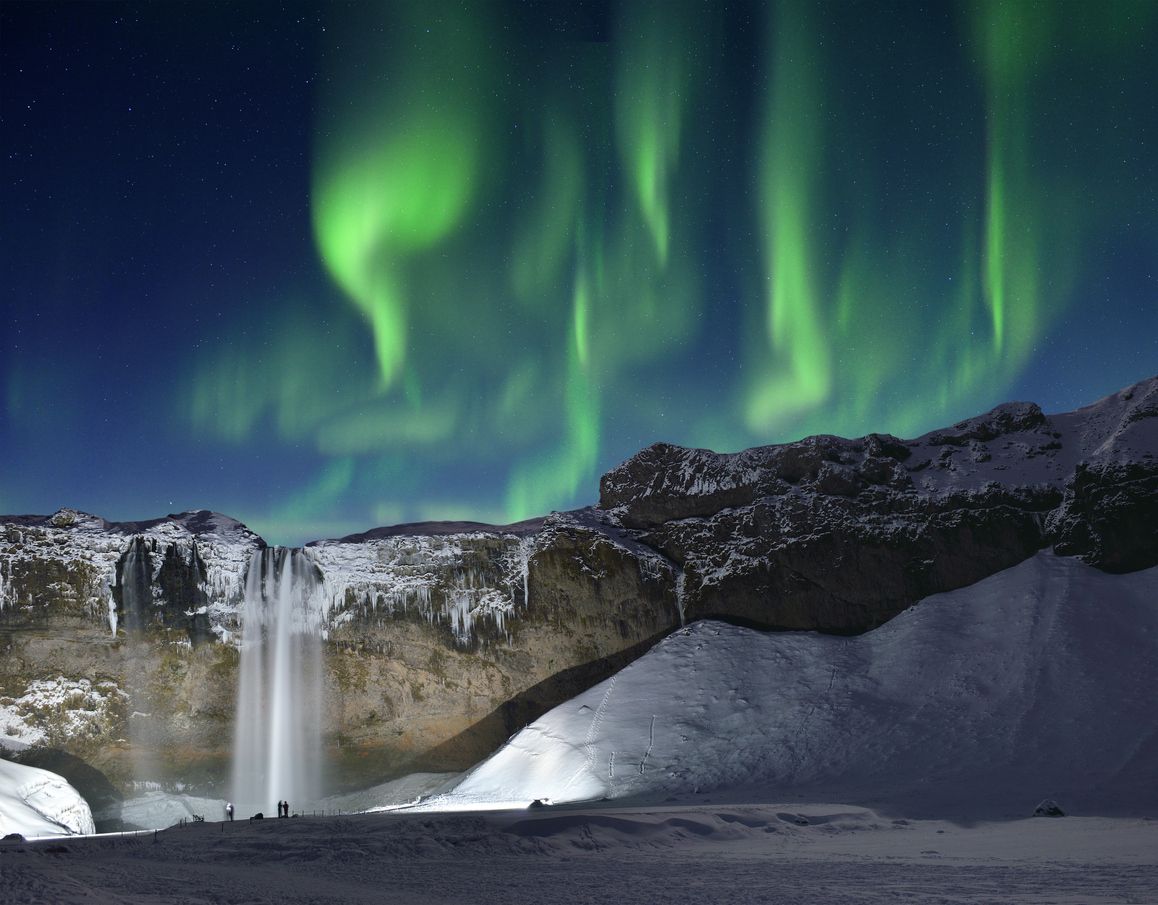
[225, 802, 234, 821]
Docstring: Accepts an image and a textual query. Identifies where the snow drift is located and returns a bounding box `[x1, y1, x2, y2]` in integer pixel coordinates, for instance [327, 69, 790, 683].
[0, 757, 94, 837]
[428, 552, 1158, 818]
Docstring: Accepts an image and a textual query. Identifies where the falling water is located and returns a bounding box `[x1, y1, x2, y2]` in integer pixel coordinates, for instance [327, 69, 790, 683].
[231, 548, 326, 817]
[116, 537, 160, 785]
[119, 537, 153, 635]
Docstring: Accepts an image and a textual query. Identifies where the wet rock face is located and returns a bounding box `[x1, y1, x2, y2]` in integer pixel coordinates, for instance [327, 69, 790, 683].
[111, 537, 213, 643]
[316, 513, 678, 786]
[0, 509, 678, 793]
[0, 511, 260, 790]
[639, 485, 1057, 632]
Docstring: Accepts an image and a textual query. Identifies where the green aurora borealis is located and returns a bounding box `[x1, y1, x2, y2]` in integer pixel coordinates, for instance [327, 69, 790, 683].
[3, 0, 1157, 544]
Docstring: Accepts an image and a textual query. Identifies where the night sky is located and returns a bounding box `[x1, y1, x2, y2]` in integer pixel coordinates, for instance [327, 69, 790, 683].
[3, 0, 1156, 545]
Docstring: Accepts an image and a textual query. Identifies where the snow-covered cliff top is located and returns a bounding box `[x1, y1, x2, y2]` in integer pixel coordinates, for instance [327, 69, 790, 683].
[0, 509, 262, 632]
[600, 374, 1158, 519]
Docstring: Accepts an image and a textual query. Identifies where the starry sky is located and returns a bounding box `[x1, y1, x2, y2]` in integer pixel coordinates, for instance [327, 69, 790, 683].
[2, 0, 1156, 545]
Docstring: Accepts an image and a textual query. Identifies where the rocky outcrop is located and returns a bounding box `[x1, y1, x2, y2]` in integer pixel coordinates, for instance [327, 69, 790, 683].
[600, 376, 1158, 631]
[1, 375, 1156, 803]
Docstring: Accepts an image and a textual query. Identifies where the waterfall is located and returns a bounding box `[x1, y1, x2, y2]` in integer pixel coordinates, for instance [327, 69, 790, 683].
[116, 537, 160, 784]
[231, 548, 327, 817]
[119, 537, 153, 634]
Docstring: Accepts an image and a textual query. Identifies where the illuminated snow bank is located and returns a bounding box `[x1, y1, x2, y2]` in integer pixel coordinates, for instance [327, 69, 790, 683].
[425, 552, 1158, 818]
[0, 758, 94, 837]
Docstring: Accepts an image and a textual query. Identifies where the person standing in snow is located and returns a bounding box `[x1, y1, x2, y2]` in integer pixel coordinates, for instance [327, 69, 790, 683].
[226, 802, 234, 821]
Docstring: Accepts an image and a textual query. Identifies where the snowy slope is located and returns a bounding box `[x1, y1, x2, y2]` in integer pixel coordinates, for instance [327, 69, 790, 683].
[427, 552, 1158, 818]
[0, 758, 94, 837]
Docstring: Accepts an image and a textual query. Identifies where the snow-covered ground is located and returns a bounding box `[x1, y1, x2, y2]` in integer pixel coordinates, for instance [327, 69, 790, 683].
[1, 804, 1155, 904]
[425, 551, 1158, 818]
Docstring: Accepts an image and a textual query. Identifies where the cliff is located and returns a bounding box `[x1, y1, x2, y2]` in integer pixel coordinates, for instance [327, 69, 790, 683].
[1, 375, 1155, 816]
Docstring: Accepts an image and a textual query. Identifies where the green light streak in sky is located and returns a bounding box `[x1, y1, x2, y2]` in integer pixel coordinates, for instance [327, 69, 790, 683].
[745, 0, 831, 433]
[614, 0, 696, 266]
[510, 117, 582, 305]
[506, 267, 601, 521]
[316, 398, 459, 456]
[162, 0, 1158, 545]
[312, 2, 493, 388]
[573, 268, 590, 370]
[971, 0, 1051, 357]
[188, 304, 371, 445]
[268, 458, 355, 525]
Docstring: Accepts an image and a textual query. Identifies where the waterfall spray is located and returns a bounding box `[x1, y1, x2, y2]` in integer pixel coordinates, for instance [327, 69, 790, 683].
[231, 548, 327, 816]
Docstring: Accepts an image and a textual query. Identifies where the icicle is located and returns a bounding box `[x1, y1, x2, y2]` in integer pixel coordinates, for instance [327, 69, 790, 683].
[675, 570, 686, 627]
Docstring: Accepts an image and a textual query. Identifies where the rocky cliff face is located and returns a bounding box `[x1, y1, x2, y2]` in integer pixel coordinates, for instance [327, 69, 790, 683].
[601, 376, 1158, 631]
[0, 511, 261, 811]
[1, 375, 1156, 812]
[0, 508, 678, 807]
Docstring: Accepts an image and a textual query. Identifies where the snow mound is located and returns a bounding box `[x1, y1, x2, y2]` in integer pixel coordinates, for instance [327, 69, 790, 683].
[0, 758, 94, 837]
[426, 552, 1158, 818]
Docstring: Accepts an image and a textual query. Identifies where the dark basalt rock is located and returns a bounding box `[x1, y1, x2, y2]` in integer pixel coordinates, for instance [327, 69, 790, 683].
[603, 375, 1158, 631]
[1047, 461, 1158, 573]
[926, 401, 1048, 445]
[111, 536, 214, 644]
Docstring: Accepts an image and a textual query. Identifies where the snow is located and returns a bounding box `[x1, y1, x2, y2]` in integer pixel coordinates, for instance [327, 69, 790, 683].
[425, 552, 1158, 818]
[102, 773, 464, 832]
[0, 803, 1154, 903]
[0, 758, 94, 837]
[118, 791, 230, 830]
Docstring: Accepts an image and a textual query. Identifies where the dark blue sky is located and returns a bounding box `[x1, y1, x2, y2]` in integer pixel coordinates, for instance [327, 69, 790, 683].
[3, 0, 1156, 544]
